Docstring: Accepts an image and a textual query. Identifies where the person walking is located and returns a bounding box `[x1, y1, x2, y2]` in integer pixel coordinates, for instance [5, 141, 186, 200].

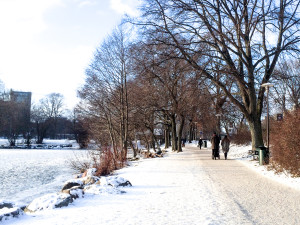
[198, 138, 203, 150]
[210, 132, 220, 160]
[182, 138, 186, 147]
[221, 135, 231, 160]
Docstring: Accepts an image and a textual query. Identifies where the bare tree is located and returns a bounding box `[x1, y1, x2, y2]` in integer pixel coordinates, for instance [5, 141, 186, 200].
[127, 71, 166, 154]
[131, 41, 202, 152]
[39, 93, 64, 139]
[78, 24, 131, 161]
[31, 93, 64, 143]
[139, 0, 300, 149]
[31, 103, 50, 144]
[271, 59, 300, 112]
[67, 108, 89, 149]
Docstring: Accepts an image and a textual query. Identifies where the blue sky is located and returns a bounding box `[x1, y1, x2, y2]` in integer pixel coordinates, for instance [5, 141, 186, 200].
[0, 0, 141, 108]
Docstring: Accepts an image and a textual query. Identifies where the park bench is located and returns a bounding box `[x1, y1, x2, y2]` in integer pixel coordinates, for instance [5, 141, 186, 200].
[248, 150, 259, 160]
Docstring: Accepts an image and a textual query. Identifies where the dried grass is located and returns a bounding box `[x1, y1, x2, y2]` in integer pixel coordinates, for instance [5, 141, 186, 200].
[270, 109, 300, 177]
[231, 124, 252, 145]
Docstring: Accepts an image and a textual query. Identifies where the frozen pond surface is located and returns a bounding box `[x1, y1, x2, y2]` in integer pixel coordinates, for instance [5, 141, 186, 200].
[0, 149, 88, 205]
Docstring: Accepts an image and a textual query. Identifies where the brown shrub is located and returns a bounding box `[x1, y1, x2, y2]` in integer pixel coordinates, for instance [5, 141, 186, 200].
[231, 124, 252, 145]
[270, 109, 300, 177]
[68, 147, 127, 176]
[92, 147, 126, 177]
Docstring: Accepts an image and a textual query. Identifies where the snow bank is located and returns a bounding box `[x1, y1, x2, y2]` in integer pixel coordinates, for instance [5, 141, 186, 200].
[2, 140, 299, 225]
[25, 193, 73, 212]
[229, 144, 300, 191]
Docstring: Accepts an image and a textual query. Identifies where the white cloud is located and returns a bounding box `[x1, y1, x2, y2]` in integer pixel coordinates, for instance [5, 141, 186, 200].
[0, 0, 136, 109]
[78, 0, 96, 8]
[0, 0, 64, 80]
[110, 0, 140, 16]
[0, 0, 62, 40]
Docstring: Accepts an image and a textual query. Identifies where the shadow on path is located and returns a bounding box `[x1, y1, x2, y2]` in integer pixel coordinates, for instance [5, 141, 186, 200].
[183, 145, 300, 225]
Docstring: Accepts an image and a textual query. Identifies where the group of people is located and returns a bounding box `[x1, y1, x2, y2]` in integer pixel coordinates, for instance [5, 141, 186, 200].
[211, 132, 230, 160]
[198, 132, 230, 160]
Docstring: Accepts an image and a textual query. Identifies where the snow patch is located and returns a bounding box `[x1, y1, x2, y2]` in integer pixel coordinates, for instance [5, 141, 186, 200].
[25, 193, 72, 212]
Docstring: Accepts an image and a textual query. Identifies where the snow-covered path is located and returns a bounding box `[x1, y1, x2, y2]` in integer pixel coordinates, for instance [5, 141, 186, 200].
[5, 146, 300, 225]
[194, 146, 300, 225]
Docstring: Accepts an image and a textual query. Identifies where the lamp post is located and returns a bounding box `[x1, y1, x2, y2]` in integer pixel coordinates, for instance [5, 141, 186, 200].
[261, 83, 274, 151]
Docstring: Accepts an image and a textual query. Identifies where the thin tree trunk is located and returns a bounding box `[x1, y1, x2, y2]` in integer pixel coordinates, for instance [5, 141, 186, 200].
[171, 113, 177, 151]
[189, 121, 193, 143]
[177, 115, 185, 152]
[164, 125, 170, 149]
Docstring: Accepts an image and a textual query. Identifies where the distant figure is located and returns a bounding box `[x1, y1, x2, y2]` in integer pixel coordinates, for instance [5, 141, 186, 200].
[221, 135, 231, 160]
[210, 132, 220, 160]
[181, 138, 186, 147]
[198, 138, 203, 149]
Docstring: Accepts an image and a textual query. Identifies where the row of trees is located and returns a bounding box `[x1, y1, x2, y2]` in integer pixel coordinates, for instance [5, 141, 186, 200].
[1, 1, 298, 155]
[0, 87, 87, 147]
[76, 0, 299, 158]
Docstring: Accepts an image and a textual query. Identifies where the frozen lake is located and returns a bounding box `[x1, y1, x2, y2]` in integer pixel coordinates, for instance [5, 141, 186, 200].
[0, 149, 88, 205]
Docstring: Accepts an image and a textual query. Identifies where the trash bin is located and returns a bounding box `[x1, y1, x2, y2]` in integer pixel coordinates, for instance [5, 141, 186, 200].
[204, 140, 207, 148]
[257, 146, 268, 165]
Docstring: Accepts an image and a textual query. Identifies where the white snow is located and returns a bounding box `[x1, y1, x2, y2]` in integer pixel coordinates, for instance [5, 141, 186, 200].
[1, 141, 300, 224]
[63, 179, 84, 187]
[86, 168, 97, 177]
[0, 207, 19, 215]
[226, 143, 300, 191]
[25, 193, 71, 212]
[0, 149, 83, 204]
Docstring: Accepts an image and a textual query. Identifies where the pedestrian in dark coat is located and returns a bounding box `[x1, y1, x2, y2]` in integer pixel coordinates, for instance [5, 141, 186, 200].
[198, 138, 203, 149]
[221, 135, 230, 160]
[182, 138, 186, 147]
[210, 132, 220, 160]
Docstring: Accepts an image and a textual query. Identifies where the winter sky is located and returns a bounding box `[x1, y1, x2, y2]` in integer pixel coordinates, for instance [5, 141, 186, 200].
[0, 0, 141, 108]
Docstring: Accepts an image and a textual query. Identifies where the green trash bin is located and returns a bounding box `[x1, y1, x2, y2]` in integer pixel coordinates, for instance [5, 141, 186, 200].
[259, 149, 265, 165]
[257, 146, 267, 165]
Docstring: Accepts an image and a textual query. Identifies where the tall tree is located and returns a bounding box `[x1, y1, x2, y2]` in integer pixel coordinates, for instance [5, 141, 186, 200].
[131, 41, 201, 151]
[40, 93, 64, 139]
[139, 0, 300, 149]
[31, 93, 64, 143]
[272, 59, 300, 112]
[78, 24, 131, 160]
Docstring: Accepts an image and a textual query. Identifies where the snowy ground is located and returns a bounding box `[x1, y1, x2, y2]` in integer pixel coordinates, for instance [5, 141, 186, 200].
[227, 143, 300, 191]
[0, 149, 87, 204]
[1, 141, 300, 224]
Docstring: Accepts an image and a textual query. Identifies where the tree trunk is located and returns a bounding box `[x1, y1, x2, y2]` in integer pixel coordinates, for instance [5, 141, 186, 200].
[164, 126, 170, 149]
[248, 116, 264, 150]
[189, 123, 194, 143]
[177, 115, 185, 152]
[106, 113, 117, 156]
[129, 139, 138, 158]
[171, 114, 177, 151]
[188, 121, 193, 143]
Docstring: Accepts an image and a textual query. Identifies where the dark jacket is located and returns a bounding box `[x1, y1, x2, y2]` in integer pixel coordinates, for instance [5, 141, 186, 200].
[198, 139, 203, 146]
[210, 134, 220, 150]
